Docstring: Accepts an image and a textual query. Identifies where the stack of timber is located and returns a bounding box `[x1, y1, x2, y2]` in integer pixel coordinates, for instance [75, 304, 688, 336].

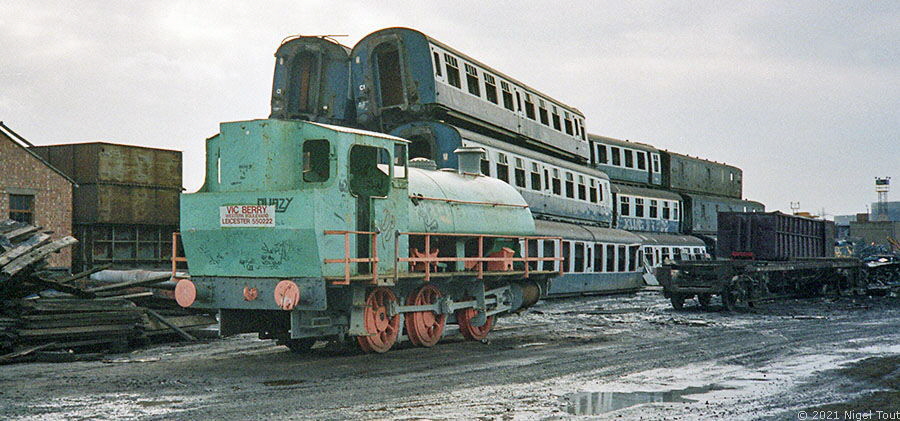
[0, 220, 215, 364]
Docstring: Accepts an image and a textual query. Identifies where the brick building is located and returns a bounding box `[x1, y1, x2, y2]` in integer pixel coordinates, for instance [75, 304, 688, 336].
[0, 122, 76, 268]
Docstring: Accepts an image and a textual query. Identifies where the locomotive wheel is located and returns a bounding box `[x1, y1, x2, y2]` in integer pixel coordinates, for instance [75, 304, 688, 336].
[456, 303, 494, 341]
[357, 287, 400, 353]
[722, 292, 738, 312]
[284, 338, 317, 354]
[670, 294, 685, 310]
[697, 294, 712, 310]
[405, 284, 446, 347]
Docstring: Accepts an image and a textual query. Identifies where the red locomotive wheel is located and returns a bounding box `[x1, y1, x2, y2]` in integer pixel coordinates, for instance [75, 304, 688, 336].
[357, 287, 400, 353]
[455, 304, 494, 341]
[404, 284, 446, 347]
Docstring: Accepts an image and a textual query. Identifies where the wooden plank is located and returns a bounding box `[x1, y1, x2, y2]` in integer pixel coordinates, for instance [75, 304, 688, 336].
[2, 225, 40, 242]
[18, 324, 139, 338]
[27, 277, 96, 298]
[18, 298, 137, 313]
[145, 309, 196, 342]
[144, 315, 216, 333]
[0, 342, 56, 363]
[0, 233, 50, 267]
[86, 273, 172, 293]
[1, 237, 77, 277]
[95, 292, 154, 300]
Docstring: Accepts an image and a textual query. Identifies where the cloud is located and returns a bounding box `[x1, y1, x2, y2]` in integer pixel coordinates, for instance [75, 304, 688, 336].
[0, 1, 896, 216]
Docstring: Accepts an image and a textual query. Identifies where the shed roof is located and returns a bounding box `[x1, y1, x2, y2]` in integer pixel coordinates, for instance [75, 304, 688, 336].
[0, 121, 77, 186]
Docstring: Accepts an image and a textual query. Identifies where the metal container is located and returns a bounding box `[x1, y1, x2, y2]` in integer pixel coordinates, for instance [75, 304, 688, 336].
[32, 142, 181, 188]
[717, 211, 835, 260]
[74, 184, 179, 225]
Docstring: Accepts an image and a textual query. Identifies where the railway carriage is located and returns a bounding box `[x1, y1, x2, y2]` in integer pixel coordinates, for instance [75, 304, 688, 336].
[589, 135, 662, 186]
[175, 118, 559, 353]
[350, 27, 590, 162]
[270, 36, 353, 124]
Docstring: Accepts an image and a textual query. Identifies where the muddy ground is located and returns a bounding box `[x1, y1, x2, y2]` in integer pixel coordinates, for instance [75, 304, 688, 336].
[1, 290, 898, 420]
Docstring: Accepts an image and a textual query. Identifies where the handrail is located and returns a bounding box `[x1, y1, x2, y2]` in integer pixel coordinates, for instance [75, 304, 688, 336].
[171, 232, 187, 280]
[409, 195, 529, 208]
[322, 230, 379, 285]
[397, 232, 564, 281]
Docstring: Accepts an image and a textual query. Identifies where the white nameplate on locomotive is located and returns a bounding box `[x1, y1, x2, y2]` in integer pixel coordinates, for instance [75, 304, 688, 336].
[220, 205, 275, 227]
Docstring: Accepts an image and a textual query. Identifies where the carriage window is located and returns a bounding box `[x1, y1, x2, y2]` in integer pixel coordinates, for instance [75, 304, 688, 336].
[564, 113, 573, 135]
[589, 179, 598, 203]
[674, 248, 683, 261]
[432, 52, 442, 77]
[619, 196, 631, 216]
[606, 244, 615, 272]
[484, 73, 498, 104]
[552, 169, 561, 195]
[598, 144, 608, 164]
[444, 54, 461, 88]
[514, 157, 526, 188]
[393, 143, 407, 179]
[523, 93, 536, 120]
[579, 119, 586, 140]
[645, 248, 655, 267]
[629, 246, 640, 271]
[496, 153, 509, 183]
[662, 201, 671, 219]
[673, 202, 680, 221]
[464, 63, 480, 97]
[574, 118, 580, 137]
[635, 198, 645, 217]
[542, 240, 556, 271]
[552, 106, 561, 130]
[637, 151, 646, 170]
[562, 241, 572, 273]
[624, 149, 634, 168]
[611, 147, 621, 166]
[598, 182, 604, 202]
[652, 153, 661, 173]
[500, 81, 514, 111]
[564, 172, 575, 199]
[303, 139, 330, 182]
[530, 163, 541, 191]
[617, 245, 627, 272]
[480, 156, 491, 176]
[577, 175, 586, 201]
[649, 199, 659, 218]
[594, 244, 604, 272]
[574, 242, 585, 273]
[538, 99, 549, 125]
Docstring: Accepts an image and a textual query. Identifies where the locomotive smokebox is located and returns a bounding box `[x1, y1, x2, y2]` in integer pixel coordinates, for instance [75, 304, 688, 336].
[454, 146, 485, 175]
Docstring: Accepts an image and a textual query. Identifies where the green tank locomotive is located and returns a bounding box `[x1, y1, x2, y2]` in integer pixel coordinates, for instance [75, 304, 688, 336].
[175, 118, 560, 353]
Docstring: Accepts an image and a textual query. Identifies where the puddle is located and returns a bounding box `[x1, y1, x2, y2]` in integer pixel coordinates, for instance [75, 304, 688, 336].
[262, 379, 305, 386]
[562, 384, 727, 415]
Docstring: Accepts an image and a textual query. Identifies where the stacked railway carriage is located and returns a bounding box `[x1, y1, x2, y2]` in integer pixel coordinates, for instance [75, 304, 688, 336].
[266, 28, 768, 299]
[657, 212, 866, 311]
[588, 135, 709, 272]
[347, 28, 650, 296]
[175, 119, 559, 353]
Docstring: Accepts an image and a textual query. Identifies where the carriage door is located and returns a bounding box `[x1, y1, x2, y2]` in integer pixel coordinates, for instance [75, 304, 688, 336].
[348, 145, 391, 273]
[373, 42, 405, 109]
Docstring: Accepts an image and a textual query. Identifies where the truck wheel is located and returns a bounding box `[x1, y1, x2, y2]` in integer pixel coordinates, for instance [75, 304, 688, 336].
[697, 294, 712, 310]
[670, 294, 685, 310]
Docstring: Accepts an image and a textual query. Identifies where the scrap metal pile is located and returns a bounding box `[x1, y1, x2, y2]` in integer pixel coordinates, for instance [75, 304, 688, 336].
[0, 220, 215, 364]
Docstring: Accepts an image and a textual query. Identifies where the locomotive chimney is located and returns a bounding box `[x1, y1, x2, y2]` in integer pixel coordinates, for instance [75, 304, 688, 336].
[454, 147, 485, 175]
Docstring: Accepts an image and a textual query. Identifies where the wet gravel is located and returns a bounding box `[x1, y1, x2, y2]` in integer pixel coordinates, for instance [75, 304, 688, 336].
[1, 290, 898, 420]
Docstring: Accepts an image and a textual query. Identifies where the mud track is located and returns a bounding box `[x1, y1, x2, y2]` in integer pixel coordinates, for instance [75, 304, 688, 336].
[1, 291, 898, 420]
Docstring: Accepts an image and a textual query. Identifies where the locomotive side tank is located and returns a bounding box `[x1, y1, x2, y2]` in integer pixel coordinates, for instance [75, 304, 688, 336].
[270, 36, 353, 124]
[177, 118, 556, 353]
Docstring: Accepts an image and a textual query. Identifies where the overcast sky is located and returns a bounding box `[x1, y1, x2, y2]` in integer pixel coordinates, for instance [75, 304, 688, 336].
[2, 1, 897, 216]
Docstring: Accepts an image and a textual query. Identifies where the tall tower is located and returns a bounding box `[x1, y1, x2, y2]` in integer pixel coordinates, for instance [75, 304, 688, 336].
[875, 177, 891, 221]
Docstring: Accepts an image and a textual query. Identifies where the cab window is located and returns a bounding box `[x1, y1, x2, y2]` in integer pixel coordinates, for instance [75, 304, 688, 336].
[303, 139, 330, 182]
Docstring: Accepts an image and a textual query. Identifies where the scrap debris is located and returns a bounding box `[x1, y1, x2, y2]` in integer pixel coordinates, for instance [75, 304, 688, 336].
[0, 220, 215, 364]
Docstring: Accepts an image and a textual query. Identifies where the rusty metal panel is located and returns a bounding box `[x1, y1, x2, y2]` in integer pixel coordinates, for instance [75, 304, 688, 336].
[32, 143, 181, 188]
[717, 211, 835, 260]
[661, 151, 742, 199]
[74, 184, 179, 225]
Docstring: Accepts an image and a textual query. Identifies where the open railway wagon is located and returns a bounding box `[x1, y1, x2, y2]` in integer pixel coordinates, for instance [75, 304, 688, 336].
[657, 211, 868, 311]
[173, 118, 562, 353]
